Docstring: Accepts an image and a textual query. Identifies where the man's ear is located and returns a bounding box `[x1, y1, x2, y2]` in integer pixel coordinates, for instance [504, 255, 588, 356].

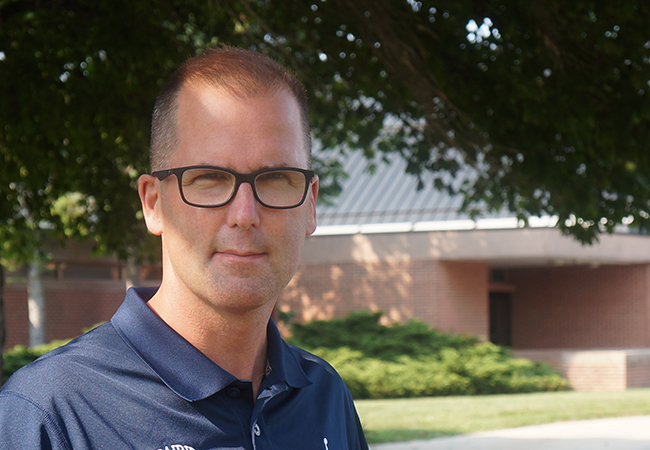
[138, 174, 163, 236]
[305, 174, 319, 236]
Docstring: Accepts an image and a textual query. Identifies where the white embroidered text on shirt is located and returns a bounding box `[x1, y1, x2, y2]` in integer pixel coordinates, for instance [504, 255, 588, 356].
[156, 445, 196, 450]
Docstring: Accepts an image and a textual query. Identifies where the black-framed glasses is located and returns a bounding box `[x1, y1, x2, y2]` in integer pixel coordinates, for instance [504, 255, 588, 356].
[152, 165, 316, 209]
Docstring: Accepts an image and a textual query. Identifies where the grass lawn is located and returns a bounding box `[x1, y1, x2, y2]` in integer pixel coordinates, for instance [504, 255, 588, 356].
[355, 388, 650, 444]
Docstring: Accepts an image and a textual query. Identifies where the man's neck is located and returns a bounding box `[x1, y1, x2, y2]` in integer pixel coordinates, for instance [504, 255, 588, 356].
[147, 285, 274, 398]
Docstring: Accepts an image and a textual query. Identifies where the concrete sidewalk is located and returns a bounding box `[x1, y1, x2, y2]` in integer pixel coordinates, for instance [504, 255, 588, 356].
[370, 416, 650, 450]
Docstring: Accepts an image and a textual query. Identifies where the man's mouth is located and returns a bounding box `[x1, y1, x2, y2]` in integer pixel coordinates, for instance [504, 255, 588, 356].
[217, 249, 266, 260]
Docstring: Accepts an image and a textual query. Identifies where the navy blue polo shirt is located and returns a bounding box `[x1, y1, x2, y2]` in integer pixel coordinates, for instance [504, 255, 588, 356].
[0, 288, 368, 450]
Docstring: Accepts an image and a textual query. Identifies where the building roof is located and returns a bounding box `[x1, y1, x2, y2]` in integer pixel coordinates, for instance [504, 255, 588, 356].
[309, 151, 650, 267]
[314, 150, 554, 236]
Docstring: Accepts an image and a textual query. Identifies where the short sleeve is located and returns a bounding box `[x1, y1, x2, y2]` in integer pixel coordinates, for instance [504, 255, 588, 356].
[0, 392, 69, 450]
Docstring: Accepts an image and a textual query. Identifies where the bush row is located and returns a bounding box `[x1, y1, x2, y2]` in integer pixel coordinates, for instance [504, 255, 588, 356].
[289, 311, 479, 360]
[4, 312, 570, 399]
[288, 311, 569, 399]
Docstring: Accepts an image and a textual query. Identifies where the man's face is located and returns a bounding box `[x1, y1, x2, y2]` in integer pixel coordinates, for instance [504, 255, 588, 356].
[142, 83, 318, 315]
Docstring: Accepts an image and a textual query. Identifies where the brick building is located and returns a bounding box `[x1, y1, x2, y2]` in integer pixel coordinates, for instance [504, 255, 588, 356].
[280, 226, 650, 391]
[3, 241, 161, 349]
[278, 151, 650, 391]
[5, 151, 650, 390]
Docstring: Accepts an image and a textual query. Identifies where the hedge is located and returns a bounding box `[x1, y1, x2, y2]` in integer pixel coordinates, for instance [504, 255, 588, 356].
[4, 313, 570, 398]
[288, 311, 569, 399]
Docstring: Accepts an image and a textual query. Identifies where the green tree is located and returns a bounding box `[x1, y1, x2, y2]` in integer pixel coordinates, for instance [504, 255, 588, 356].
[2, 0, 650, 377]
[238, 0, 650, 243]
[0, 0, 189, 356]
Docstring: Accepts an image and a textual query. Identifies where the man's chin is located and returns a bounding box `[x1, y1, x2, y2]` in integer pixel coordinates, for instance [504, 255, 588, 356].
[202, 276, 279, 308]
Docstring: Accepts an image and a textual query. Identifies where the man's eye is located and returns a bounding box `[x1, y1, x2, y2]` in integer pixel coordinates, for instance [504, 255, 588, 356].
[197, 172, 228, 181]
[264, 172, 290, 181]
[184, 171, 231, 186]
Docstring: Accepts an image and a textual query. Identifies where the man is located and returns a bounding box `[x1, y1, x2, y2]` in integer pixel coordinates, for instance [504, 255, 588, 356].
[0, 47, 369, 449]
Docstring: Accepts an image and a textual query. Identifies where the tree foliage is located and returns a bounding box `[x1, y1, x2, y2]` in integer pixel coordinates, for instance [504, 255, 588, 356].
[245, 0, 650, 243]
[0, 0, 187, 263]
[1, 0, 649, 265]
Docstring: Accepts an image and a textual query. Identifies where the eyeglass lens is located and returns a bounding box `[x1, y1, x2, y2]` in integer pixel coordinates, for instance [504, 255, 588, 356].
[180, 168, 308, 208]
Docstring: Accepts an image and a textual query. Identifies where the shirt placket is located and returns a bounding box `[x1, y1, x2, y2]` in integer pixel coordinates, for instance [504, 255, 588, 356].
[250, 382, 289, 450]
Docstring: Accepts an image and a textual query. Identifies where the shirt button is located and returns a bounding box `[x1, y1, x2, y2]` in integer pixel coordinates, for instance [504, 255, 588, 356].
[253, 423, 261, 437]
[226, 387, 241, 399]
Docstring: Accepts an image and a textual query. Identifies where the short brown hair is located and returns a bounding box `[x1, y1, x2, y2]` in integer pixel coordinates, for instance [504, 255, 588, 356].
[150, 47, 311, 171]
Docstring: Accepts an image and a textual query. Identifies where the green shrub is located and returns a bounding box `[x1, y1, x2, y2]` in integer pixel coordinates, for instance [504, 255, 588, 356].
[3, 314, 569, 399]
[3, 340, 70, 381]
[289, 311, 569, 399]
[3, 322, 104, 381]
[289, 310, 479, 360]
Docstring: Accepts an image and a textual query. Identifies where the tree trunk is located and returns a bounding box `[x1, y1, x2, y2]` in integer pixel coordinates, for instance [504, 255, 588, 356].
[0, 264, 6, 386]
[27, 259, 45, 347]
[124, 255, 140, 291]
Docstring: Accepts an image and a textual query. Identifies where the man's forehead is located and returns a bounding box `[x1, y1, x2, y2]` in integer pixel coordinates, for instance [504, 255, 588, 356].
[175, 81, 300, 128]
[174, 82, 310, 158]
[171, 82, 310, 168]
[175, 82, 296, 127]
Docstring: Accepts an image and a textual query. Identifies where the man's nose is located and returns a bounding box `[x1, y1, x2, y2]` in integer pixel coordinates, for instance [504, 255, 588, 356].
[226, 181, 261, 229]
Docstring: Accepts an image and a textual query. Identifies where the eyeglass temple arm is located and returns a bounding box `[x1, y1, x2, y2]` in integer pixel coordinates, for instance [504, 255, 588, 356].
[151, 169, 175, 180]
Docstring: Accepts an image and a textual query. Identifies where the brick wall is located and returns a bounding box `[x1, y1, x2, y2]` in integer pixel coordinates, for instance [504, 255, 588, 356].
[437, 262, 489, 337]
[279, 259, 489, 338]
[4, 280, 126, 350]
[515, 349, 650, 391]
[5, 252, 490, 350]
[563, 351, 628, 391]
[627, 351, 650, 388]
[4, 287, 29, 349]
[510, 264, 650, 349]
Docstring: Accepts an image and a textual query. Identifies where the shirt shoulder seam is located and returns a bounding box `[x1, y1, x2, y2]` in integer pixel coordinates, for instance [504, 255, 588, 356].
[0, 391, 72, 450]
